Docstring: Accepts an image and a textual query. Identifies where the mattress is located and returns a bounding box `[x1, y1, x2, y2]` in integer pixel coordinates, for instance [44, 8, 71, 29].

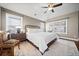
[27, 32, 57, 53]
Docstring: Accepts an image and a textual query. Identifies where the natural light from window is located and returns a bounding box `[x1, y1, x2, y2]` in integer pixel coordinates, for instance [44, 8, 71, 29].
[6, 13, 22, 33]
[46, 19, 67, 34]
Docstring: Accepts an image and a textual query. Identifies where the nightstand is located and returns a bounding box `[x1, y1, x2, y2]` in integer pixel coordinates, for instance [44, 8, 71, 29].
[8, 33, 26, 42]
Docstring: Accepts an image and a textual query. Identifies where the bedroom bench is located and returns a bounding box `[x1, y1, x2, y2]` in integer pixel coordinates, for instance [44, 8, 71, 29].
[0, 39, 20, 56]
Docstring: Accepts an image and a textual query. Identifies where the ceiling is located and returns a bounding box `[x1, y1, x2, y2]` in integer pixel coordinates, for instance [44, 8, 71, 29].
[0, 3, 79, 21]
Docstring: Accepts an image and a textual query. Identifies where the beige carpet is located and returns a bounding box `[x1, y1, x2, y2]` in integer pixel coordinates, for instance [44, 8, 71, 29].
[14, 39, 79, 56]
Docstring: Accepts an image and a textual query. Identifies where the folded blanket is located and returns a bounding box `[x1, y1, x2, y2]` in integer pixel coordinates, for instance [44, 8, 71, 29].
[4, 39, 19, 44]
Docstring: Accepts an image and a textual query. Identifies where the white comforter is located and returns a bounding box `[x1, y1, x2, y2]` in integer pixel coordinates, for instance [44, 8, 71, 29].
[27, 32, 57, 53]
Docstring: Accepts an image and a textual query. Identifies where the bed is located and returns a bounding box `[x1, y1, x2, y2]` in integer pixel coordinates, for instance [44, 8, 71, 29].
[25, 25, 58, 54]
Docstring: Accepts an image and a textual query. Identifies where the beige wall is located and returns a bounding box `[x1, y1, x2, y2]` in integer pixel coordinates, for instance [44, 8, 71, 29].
[23, 16, 41, 26]
[23, 15, 44, 30]
[46, 11, 79, 39]
[78, 11, 79, 38]
[2, 9, 6, 31]
[0, 7, 1, 30]
[0, 8, 8, 31]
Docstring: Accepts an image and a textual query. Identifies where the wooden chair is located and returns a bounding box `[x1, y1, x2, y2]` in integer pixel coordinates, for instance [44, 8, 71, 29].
[0, 31, 20, 56]
[0, 31, 5, 55]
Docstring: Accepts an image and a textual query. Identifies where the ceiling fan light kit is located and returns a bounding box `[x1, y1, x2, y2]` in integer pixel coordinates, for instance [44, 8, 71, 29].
[42, 3, 62, 14]
[48, 8, 53, 10]
[34, 3, 62, 16]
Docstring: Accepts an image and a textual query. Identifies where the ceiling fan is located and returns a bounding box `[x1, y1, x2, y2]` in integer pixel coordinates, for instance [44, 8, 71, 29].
[42, 3, 62, 14]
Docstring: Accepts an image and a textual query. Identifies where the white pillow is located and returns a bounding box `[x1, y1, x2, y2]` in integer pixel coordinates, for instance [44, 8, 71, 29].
[26, 28, 42, 33]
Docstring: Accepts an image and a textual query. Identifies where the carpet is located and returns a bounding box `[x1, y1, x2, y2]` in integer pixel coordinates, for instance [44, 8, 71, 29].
[14, 39, 79, 56]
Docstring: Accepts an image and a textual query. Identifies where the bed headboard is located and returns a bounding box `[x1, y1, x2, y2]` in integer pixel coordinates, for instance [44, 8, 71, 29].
[25, 25, 40, 29]
[25, 25, 40, 33]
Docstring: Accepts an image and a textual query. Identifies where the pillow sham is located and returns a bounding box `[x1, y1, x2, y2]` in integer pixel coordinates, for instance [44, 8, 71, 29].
[26, 28, 43, 33]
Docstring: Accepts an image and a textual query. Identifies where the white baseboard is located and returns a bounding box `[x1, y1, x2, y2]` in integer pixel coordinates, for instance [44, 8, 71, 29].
[59, 37, 79, 41]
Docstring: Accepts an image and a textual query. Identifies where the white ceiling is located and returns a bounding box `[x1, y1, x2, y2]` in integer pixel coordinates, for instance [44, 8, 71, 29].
[0, 3, 79, 21]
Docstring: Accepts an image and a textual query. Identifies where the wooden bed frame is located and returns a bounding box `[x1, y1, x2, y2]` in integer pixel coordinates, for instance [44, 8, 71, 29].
[25, 25, 57, 55]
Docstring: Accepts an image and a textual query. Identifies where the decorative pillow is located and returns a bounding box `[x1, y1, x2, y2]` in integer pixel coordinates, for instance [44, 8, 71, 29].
[26, 28, 43, 33]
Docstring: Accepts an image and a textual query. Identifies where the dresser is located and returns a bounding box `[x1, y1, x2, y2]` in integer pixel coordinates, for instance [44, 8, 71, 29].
[8, 33, 26, 42]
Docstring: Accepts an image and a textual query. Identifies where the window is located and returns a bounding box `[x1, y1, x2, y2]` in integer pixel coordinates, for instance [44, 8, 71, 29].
[6, 13, 22, 33]
[46, 19, 67, 34]
[40, 22, 45, 31]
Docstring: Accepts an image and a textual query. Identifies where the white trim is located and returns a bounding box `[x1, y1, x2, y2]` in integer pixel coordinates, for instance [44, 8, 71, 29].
[6, 13, 23, 32]
[46, 18, 68, 34]
[60, 37, 79, 41]
[65, 19, 68, 34]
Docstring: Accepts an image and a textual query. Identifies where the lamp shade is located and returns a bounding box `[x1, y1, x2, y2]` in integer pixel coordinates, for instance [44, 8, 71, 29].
[0, 31, 5, 34]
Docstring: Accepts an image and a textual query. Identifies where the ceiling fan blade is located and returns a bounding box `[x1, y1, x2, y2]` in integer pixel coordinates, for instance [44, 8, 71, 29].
[51, 9, 54, 13]
[44, 10, 47, 14]
[53, 3, 62, 7]
[41, 6, 48, 8]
